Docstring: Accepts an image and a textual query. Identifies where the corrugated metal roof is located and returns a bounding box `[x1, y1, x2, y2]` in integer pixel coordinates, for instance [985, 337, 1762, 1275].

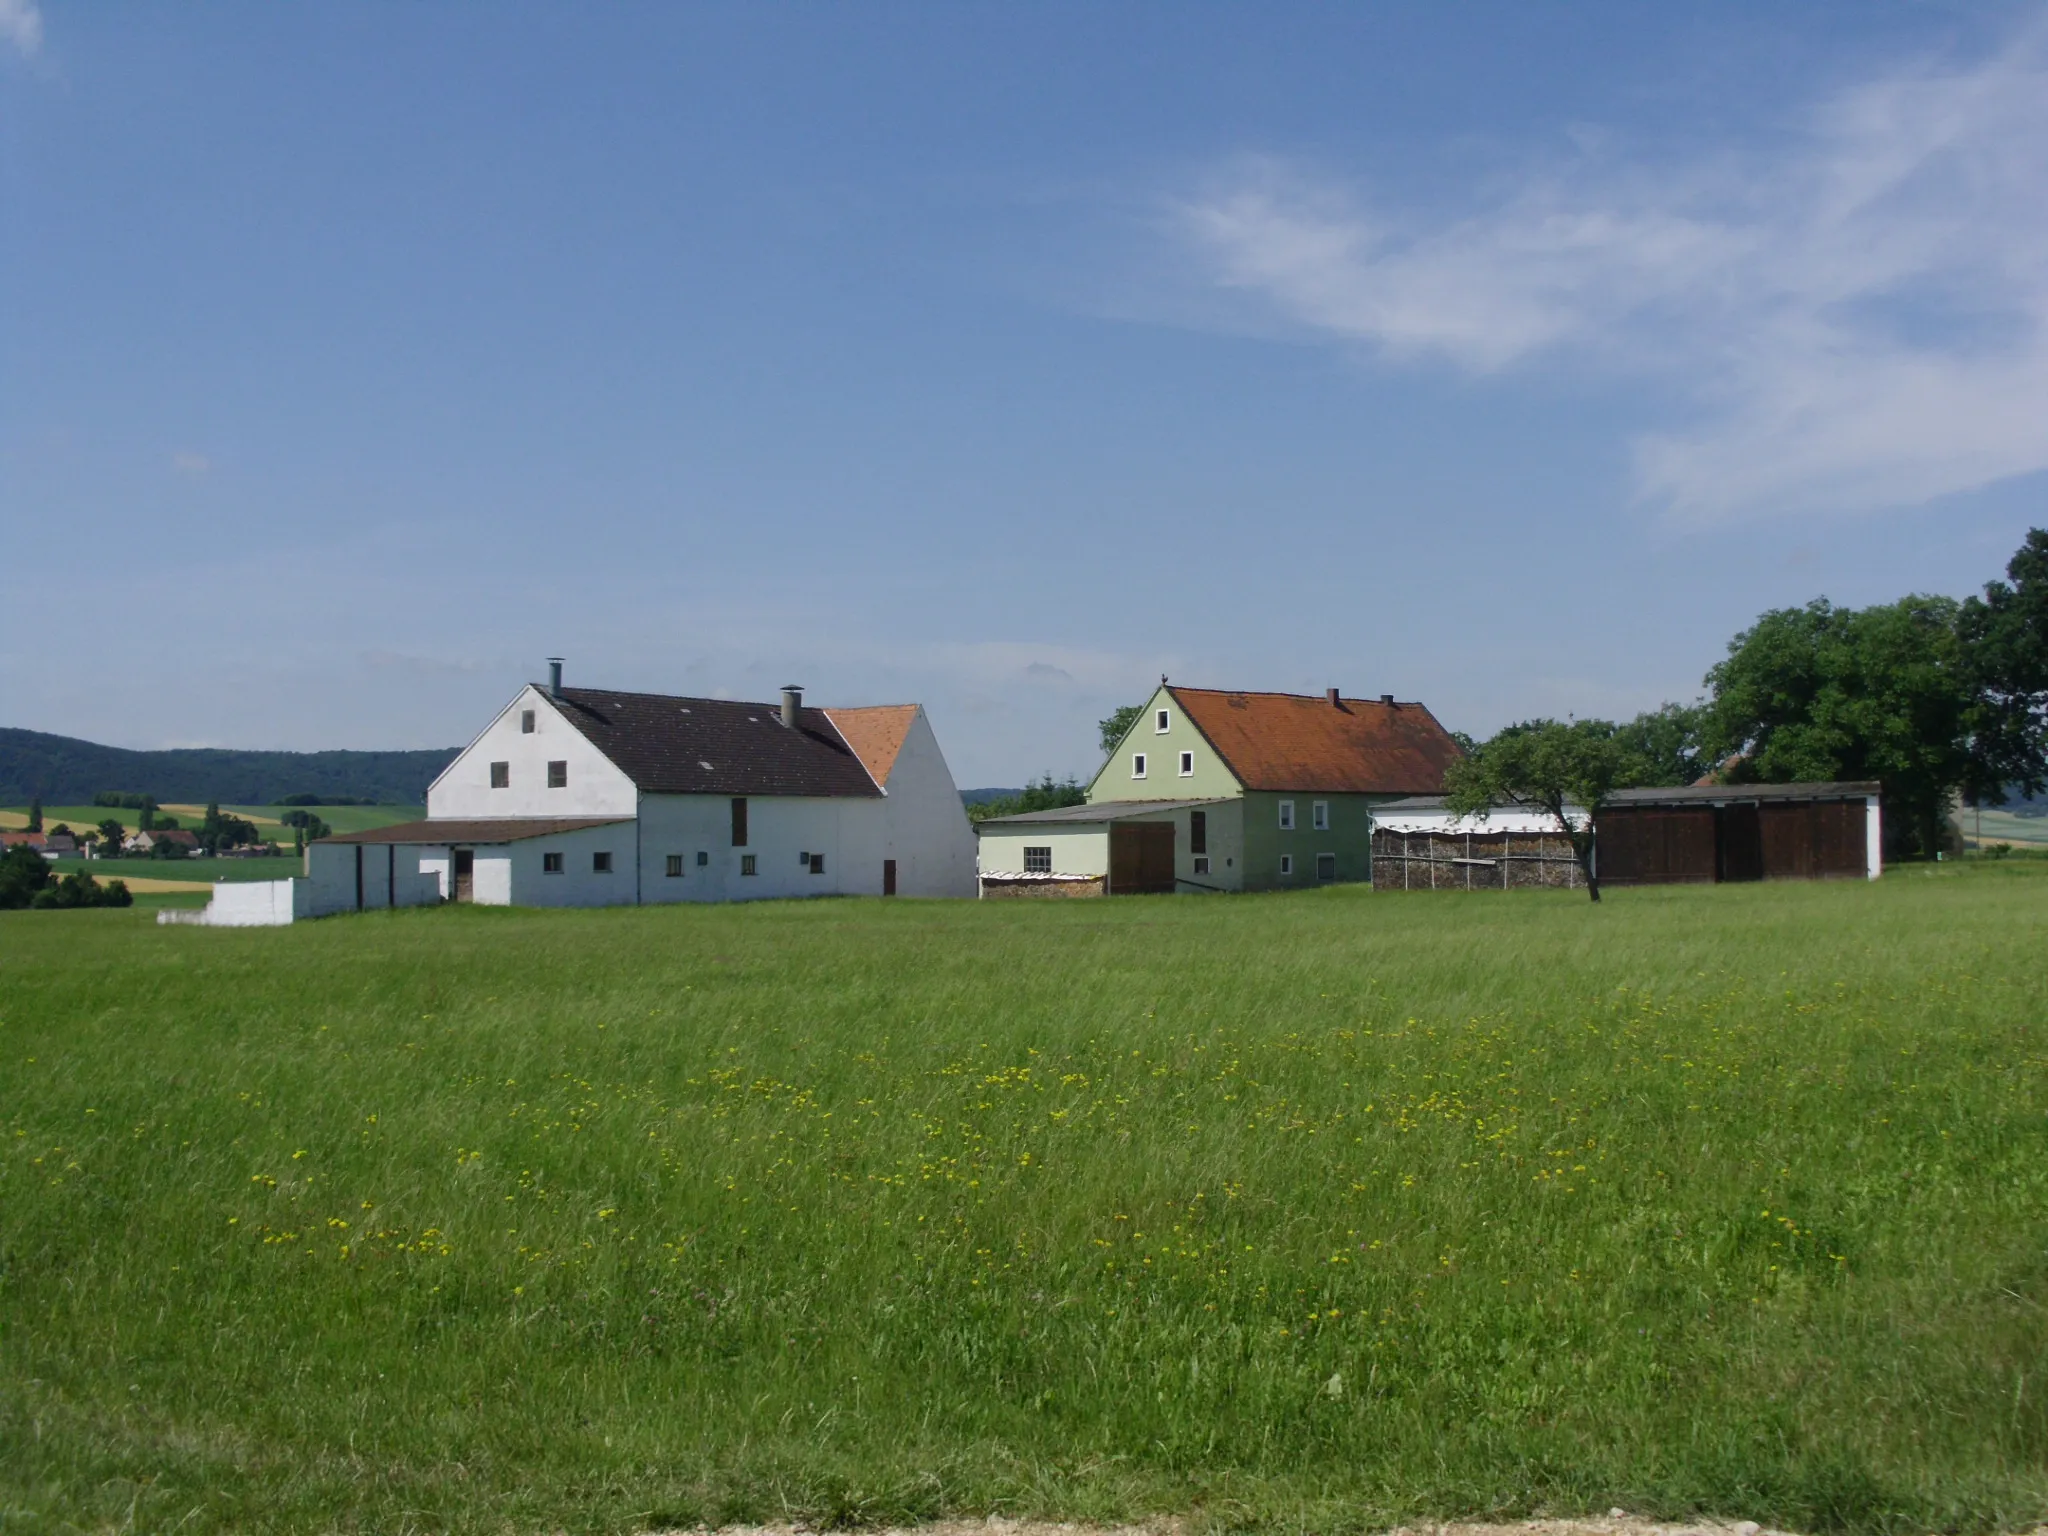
[975, 797, 1232, 828]
[321, 816, 633, 845]
[1170, 687, 1463, 794]
[1607, 781, 1879, 807]
[550, 687, 886, 798]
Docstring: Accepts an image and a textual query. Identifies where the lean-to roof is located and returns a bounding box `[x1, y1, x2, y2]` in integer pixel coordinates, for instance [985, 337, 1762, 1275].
[321, 816, 633, 845]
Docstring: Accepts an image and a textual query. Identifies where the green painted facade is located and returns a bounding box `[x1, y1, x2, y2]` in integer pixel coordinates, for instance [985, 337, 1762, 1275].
[1080, 685, 1389, 893]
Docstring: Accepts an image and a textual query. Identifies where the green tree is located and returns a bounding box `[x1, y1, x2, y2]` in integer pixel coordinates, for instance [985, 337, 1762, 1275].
[26, 796, 42, 833]
[1702, 596, 1970, 860]
[1444, 719, 1625, 902]
[966, 774, 1088, 824]
[97, 818, 126, 856]
[138, 797, 158, 832]
[1959, 527, 2048, 803]
[1611, 702, 1707, 787]
[1098, 705, 1144, 758]
[0, 843, 53, 908]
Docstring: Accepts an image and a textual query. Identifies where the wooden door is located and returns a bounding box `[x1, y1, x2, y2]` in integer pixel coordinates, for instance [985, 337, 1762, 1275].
[882, 858, 897, 896]
[1716, 804, 1763, 882]
[1109, 823, 1175, 894]
[453, 848, 474, 903]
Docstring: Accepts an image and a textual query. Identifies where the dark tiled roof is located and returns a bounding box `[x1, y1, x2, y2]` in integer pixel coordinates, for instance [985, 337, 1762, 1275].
[552, 687, 886, 798]
[1171, 687, 1464, 795]
[321, 817, 633, 845]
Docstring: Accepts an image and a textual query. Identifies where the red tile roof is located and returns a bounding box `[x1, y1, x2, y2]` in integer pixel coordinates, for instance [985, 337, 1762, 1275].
[824, 705, 919, 788]
[1170, 686, 1464, 794]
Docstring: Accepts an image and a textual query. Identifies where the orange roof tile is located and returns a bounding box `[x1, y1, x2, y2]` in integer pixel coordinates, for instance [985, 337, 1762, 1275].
[824, 705, 919, 788]
[1171, 686, 1464, 794]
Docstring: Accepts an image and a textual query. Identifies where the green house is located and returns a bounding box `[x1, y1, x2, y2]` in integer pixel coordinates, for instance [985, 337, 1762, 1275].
[975, 682, 1464, 895]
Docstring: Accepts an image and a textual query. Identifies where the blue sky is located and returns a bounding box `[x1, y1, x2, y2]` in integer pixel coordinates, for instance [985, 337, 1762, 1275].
[4, 2, 2045, 786]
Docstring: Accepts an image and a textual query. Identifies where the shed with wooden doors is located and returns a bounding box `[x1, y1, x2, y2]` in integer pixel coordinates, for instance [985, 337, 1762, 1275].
[1367, 797, 1587, 891]
[1593, 782, 1881, 886]
[973, 798, 1234, 897]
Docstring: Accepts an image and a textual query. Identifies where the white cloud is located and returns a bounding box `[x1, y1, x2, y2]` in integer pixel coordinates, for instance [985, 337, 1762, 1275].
[171, 451, 212, 475]
[1174, 22, 2048, 520]
[0, 0, 41, 56]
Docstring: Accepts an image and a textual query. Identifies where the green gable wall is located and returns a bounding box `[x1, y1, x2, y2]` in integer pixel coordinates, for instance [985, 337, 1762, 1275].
[1087, 685, 1243, 804]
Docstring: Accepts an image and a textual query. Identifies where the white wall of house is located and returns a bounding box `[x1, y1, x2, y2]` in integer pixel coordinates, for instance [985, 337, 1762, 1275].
[868, 708, 978, 897]
[304, 841, 442, 915]
[639, 793, 858, 902]
[428, 687, 637, 819]
[978, 824, 1112, 877]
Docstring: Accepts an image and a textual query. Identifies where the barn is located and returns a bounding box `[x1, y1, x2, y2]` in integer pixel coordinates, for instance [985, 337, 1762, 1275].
[1367, 797, 1586, 891]
[1593, 781, 1881, 885]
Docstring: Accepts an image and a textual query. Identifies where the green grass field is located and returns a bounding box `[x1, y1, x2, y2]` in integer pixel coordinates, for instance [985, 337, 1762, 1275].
[3, 869, 2045, 1535]
[1, 803, 420, 837]
[43, 855, 303, 886]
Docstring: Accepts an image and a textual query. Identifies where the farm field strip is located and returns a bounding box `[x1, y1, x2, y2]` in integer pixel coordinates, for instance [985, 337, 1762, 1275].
[3, 867, 2045, 1535]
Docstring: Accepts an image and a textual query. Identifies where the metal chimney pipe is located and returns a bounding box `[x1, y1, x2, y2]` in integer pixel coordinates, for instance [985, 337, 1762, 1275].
[548, 658, 564, 697]
[780, 684, 803, 729]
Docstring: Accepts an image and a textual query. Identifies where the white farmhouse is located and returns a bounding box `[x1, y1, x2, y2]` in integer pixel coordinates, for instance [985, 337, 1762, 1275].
[299, 664, 977, 913]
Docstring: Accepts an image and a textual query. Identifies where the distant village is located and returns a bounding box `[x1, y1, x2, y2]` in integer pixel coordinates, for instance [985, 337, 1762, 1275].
[0, 793, 340, 861]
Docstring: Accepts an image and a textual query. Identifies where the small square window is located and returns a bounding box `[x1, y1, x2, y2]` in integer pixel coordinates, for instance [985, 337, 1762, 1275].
[1278, 800, 1295, 830]
[1317, 852, 1337, 881]
[666, 854, 684, 877]
[1155, 709, 1170, 733]
[1131, 753, 1147, 779]
[520, 710, 535, 734]
[809, 853, 825, 874]
[1023, 846, 1052, 873]
[799, 850, 811, 866]
[1193, 855, 1210, 875]
[547, 760, 567, 788]
[696, 850, 708, 867]
[1178, 751, 1194, 776]
[1280, 854, 1294, 876]
[1312, 800, 1329, 830]
[593, 851, 612, 873]
[740, 854, 758, 876]
[490, 761, 509, 788]
[542, 852, 563, 874]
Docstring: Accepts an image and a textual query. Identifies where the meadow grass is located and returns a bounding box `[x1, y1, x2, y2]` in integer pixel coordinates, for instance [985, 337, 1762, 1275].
[3, 868, 2046, 1535]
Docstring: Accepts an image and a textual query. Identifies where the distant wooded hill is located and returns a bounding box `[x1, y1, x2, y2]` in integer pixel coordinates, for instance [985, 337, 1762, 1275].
[0, 728, 458, 806]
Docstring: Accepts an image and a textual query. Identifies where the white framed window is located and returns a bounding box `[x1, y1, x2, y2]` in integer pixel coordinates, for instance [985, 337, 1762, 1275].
[520, 710, 535, 734]
[1155, 709, 1171, 733]
[1312, 800, 1329, 830]
[1280, 854, 1293, 876]
[1178, 751, 1194, 776]
[547, 760, 567, 788]
[740, 854, 758, 876]
[490, 761, 509, 788]
[1131, 753, 1147, 779]
[1192, 855, 1210, 875]
[542, 852, 563, 874]
[1023, 846, 1052, 873]
[1278, 800, 1295, 830]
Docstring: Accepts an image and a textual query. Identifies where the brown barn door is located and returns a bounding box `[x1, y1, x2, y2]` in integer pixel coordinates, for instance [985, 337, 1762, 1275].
[1109, 823, 1175, 894]
[1715, 804, 1763, 882]
[453, 848, 474, 903]
[882, 858, 897, 896]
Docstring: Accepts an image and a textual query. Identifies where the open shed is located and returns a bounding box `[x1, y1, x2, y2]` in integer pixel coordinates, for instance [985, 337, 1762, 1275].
[1594, 782, 1881, 885]
[974, 798, 1233, 897]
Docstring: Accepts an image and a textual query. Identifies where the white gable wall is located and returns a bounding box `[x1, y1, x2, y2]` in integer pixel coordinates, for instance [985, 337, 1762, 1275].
[870, 708, 977, 897]
[428, 686, 636, 819]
